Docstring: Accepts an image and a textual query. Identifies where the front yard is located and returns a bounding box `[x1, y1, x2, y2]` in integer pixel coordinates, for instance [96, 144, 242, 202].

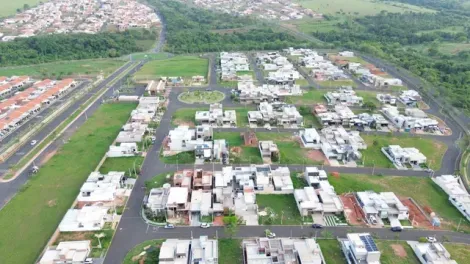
[218, 239, 243, 264]
[256, 194, 303, 225]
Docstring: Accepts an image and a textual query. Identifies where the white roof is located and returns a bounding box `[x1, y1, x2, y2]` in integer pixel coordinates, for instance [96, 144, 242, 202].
[166, 187, 188, 205]
[39, 241, 90, 264]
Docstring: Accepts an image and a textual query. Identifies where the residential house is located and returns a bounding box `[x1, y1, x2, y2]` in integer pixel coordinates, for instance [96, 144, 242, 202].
[355, 191, 409, 226]
[166, 187, 190, 218]
[77, 171, 127, 207]
[382, 145, 427, 169]
[39, 240, 91, 264]
[259, 141, 279, 162]
[376, 94, 397, 105]
[320, 126, 366, 163]
[304, 167, 328, 187]
[433, 175, 470, 222]
[339, 233, 381, 264]
[407, 241, 458, 264]
[190, 236, 218, 264]
[399, 90, 422, 107]
[159, 239, 190, 263]
[381, 106, 438, 131]
[58, 205, 111, 232]
[236, 83, 301, 104]
[195, 103, 236, 127]
[317, 105, 356, 127]
[324, 88, 364, 106]
[248, 102, 303, 128]
[299, 128, 321, 149]
[106, 142, 138, 157]
[146, 184, 171, 213]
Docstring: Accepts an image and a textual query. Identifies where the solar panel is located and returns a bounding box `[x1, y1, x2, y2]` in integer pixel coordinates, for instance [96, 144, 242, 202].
[360, 235, 378, 252]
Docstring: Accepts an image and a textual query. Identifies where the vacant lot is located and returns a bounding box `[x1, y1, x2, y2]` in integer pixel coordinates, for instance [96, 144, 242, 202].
[445, 243, 470, 263]
[297, 0, 433, 16]
[172, 107, 253, 127]
[214, 132, 243, 146]
[144, 172, 173, 194]
[219, 239, 243, 264]
[99, 156, 144, 177]
[0, 59, 125, 78]
[123, 239, 164, 264]
[0, 103, 136, 264]
[134, 56, 208, 80]
[376, 241, 420, 264]
[178, 91, 224, 104]
[160, 151, 195, 164]
[361, 135, 446, 170]
[316, 79, 357, 88]
[317, 240, 346, 264]
[328, 173, 470, 231]
[257, 194, 303, 225]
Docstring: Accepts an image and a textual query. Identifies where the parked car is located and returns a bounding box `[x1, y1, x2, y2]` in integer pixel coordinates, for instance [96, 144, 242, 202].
[164, 223, 175, 229]
[200, 223, 210, 228]
[426, 237, 437, 243]
[311, 224, 323, 229]
[390, 226, 402, 232]
[205, 88, 212, 91]
[84, 258, 93, 264]
[30, 140, 37, 146]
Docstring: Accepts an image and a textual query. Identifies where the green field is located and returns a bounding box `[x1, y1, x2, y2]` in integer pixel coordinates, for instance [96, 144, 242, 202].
[214, 132, 244, 146]
[172, 107, 254, 127]
[376, 241, 420, 264]
[123, 239, 164, 264]
[317, 240, 346, 263]
[134, 56, 209, 81]
[410, 42, 470, 56]
[316, 79, 357, 88]
[257, 194, 303, 225]
[0, 0, 39, 17]
[445, 243, 470, 263]
[0, 59, 125, 78]
[361, 135, 447, 170]
[160, 151, 195, 164]
[219, 239, 243, 264]
[178, 91, 225, 104]
[99, 156, 145, 177]
[291, 171, 308, 189]
[328, 173, 470, 231]
[296, 0, 433, 16]
[285, 90, 325, 104]
[0, 103, 136, 264]
[415, 26, 466, 36]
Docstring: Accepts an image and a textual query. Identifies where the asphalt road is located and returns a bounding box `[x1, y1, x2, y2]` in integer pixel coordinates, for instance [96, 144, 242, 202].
[0, 61, 144, 209]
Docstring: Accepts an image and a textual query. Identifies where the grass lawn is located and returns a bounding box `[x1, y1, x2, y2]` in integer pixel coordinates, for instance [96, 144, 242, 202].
[356, 91, 380, 105]
[316, 79, 357, 88]
[0, 103, 136, 264]
[291, 171, 308, 189]
[257, 194, 303, 225]
[376, 240, 420, 264]
[257, 132, 324, 165]
[327, 174, 470, 231]
[123, 239, 164, 264]
[285, 89, 326, 105]
[219, 80, 238, 88]
[0, 0, 40, 17]
[134, 56, 208, 81]
[160, 151, 195, 164]
[128, 52, 171, 61]
[298, 105, 321, 128]
[361, 135, 447, 170]
[296, 78, 310, 86]
[0, 59, 125, 78]
[317, 240, 346, 264]
[171, 107, 204, 126]
[219, 239, 243, 264]
[237, 70, 255, 78]
[54, 229, 114, 258]
[178, 91, 225, 104]
[144, 172, 173, 193]
[285, 18, 344, 34]
[227, 106, 255, 128]
[296, 0, 433, 16]
[99, 156, 144, 177]
[231, 146, 263, 164]
[214, 132, 243, 146]
[445, 243, 470, 263]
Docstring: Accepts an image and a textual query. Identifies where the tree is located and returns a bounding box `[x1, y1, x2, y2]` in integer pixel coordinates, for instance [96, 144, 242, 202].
[362, 101, 377, 112]
[223, 215, 239, 237]
[23, 4, 30, 10]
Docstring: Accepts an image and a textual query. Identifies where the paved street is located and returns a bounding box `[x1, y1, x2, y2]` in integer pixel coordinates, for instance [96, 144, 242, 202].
[0, 61, 144, 209]
[104, 52, 470, 263]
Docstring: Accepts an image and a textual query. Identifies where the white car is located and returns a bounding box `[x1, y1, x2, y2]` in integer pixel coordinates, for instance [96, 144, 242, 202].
[426, 237, 437, 243]
[164, 223, 175, 229]
[84, 258, 93, 264]
[267, 232, 276, 238]
[30, 140, 37, 146]
[200, 223, 210, 228]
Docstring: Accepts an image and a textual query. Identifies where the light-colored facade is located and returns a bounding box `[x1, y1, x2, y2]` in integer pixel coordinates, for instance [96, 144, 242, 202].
[356, 191, 409, 226]
[433, 175, 470, 222]
[39, 240, 91, 264]
[382, 106, 438, 131]
[317, 105, 356, 127]
[340, 233, 381, 264]
[59, 205, 111, 232]
[324, 88, 364, 106]
[195, 103, 236, 127]
[407, 241, 458, 264]
[320, 126, 366, 163]
[77, 171, 126, 205]
[300, 128, 321, 149]
[382, 145, 427, 168]
[106, 142, 138, 157]
[248, 102, 303, 128]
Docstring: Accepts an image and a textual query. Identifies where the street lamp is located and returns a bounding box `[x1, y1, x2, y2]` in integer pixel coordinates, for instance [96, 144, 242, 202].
[94, 233, 106, 249]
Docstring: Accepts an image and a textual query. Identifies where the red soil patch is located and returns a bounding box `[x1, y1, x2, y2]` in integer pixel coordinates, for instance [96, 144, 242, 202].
[340, 194, 366, 226]
[306, 150, 329, 165]
[401, 198, 435, 229]
[391, 244, 407, 257]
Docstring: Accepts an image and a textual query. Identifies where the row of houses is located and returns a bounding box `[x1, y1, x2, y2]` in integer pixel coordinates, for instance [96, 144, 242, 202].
[0, 78, 77, 139]
[315, 104, 390, 130]
[256, 51, 303, 85]
[220, 52, 250, 81]
[0, 0, 160, 40]
[235, 82, 302, 103]
[347, 62, 403, 88]
[195, 103, 236, 127]
[247, 102, 303, 128]
[381, 105, 438, 132]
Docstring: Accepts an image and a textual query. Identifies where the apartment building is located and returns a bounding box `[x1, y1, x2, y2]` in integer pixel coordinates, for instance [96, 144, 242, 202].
[433, 175, 470, 222]
[195, 103, 236, 127]
[355, 191, 409, 227]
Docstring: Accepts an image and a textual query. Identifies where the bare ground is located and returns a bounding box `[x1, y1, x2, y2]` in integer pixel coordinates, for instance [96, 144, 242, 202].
[391, 244, 407, 258]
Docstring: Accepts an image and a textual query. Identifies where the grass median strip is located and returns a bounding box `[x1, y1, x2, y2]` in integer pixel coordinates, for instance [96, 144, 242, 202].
[0, 103, 136, 264]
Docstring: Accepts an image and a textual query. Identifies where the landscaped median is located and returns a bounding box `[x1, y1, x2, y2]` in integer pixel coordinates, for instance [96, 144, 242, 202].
[0, 103, 136, 264]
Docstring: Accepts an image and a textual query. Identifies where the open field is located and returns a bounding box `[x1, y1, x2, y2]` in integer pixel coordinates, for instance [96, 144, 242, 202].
[415, 26, 466, 36]
[316, 79, 357, 88]
[214, 132, 244, 146]
[376, 241, 420, 264]
[0, 0, 39, 17]
[296, 0, 434, 16]
[317, 240, 346, 263]
[410, 42, 470, 56]
[283, 18, 344, 34]
[134, 56, 208, 80]
[0, 103, 136, 264]
[445, 243, 470, 263]
[328, 173, 470, 231]
[0, 59, 125, 78]
[160, 151, 195, 164]
[361, 135, 447, 170]
[99, 156, 145, 177]
[291, 171, 308, 189]
[178, 91, 225, 104]
[257, 194, 303, 225]
[285, 89, 325, 104]
[123, 239, 164, 264]
[219, 239, 243, 264]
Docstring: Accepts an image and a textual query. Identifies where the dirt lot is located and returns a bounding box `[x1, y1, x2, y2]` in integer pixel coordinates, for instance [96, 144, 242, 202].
[391, 244, 408, 257]
[306, 150, 329, 165]
[340, 194, 366, 226]
[401, 198, 435, 229]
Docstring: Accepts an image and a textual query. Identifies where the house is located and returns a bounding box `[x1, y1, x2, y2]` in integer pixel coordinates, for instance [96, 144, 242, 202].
[248, 102, 303, 128]
[271, 167, 293, 192]
[159, 239, 191, 263]
[352, 113, 389, 129]
[190, 236, 218, 264]
[173, 170, 193, 189]
[376, 94, 397, 105]
[192, 75, 206, 83]
[192, 169, 213, 191]
[195, 103, 236, 127]
[355, 191, 409, 226]
[339, 233, 381, 264]
[407, 241, 458, 264]
[236, 83, 301, 104]
[166, 126, 213, 153]
[299, 128, 321, 149]
[339, 51, 354, 57]
[259, 140, 279, 162]
[146, 184, 171, 213]
[190, 189, 214, 218]
[145, 79, 165, 95]
[116, 129, 145, 143]
[399, 90, 421, 107]
[317, 105, 356, 127]
[243, 237, 325, 264]
[382, 145, 427, 169]
[59, 205, 111, 232]
[432, 175, 470, 222]
[39, 240, 91, 264]
[324, 88, 363, 106]
[304, 167, 328, 187]
[77, 171, 127, 207]
[320, 126, 366, 163]
[220, 52, 250, 81]
[166, 187, 190, 218]
[106, 142, 138, 157]
[294, 186, 323, 217]
[381, 106, 438, 131]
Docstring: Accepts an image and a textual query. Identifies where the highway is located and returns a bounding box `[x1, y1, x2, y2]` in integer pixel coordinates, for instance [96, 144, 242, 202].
[0, 60, 144, 209]
[104, 53, 470, 263]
